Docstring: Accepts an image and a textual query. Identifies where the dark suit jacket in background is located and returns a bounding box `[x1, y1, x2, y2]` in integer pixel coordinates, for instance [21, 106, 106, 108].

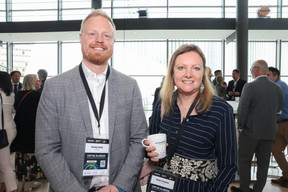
[35, 64, 148, 192]
[237, 76, 283, 140]
[226, 78, 247, 100]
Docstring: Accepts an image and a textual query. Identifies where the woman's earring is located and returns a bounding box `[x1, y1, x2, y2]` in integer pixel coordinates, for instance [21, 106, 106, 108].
[200, 82, 204, 93]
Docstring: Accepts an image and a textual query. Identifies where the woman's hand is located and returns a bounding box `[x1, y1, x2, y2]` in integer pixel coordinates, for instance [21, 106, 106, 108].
[144, 140, 168, 162]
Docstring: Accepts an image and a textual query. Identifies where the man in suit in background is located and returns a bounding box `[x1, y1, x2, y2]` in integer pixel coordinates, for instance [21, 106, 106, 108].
[10, 70, 22, 93]
[212, 69, 222, 86]
[37, 69, 48, 91]
[267, 67, 288, 187]
[226, 69, 246, 100]
[35, 9, 148, 192]
[231, 60, 283, 192]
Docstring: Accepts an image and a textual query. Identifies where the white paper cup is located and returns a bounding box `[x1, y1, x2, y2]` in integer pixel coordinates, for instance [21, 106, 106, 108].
[142, 133, 167, 159]
[235, 97, 240, 102]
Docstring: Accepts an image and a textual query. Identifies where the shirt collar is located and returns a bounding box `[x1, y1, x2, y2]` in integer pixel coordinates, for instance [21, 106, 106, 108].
[255, 75, 268, 80]
[81, 62, 108, 79]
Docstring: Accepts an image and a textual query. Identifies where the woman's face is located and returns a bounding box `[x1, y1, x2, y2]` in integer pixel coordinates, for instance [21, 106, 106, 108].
[35, 79, 41, 90]
[173, 51, 204, 96]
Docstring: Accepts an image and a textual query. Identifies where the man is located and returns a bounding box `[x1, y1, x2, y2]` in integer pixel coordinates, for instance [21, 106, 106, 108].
[10, 70, 22, 93]
[37, 69, 48, 91]
[226, 69, 246, 100]
[212, 69, 222, 86]
[268, 67, 288, 187]
[231, 60, 283, 192]
[35, 9, 148, 192]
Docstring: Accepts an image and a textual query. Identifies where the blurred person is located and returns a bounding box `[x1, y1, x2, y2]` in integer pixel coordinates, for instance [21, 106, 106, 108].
[226, 69, 246, 101]
[10, 71, 22, 93]
[35, 9, 147, 192]
[215, 75, 227, 99]
[10, 74, 44, 192]
[212, 69, 222, 86]
[231, 60, 283, 192]
[146, 44, 237, 192]
[267, 67, 288, 187]
[205, 66, 213, 82]
[152, 76, 165, 111]
[37, 69, 48, 91]
[0, 71, 17, 192]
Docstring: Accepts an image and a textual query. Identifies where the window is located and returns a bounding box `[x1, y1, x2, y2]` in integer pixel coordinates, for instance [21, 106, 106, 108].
[62, 42, 82, 72]
[13, 43, 58, 77]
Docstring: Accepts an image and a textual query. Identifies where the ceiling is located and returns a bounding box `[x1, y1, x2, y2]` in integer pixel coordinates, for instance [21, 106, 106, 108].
[0, 29, 288, 43]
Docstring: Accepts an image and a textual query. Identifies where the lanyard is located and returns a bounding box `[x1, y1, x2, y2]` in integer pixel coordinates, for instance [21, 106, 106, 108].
[165, 93, 200, 166]
[79, 64, 110, 135]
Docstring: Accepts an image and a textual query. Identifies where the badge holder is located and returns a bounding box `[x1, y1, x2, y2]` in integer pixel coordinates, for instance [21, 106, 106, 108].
[146, 167, 178, 192]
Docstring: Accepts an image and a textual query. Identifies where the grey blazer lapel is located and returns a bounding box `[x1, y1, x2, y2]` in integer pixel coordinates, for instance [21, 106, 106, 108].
[108, 68, 120, 145]
[72, 65, 93, 135]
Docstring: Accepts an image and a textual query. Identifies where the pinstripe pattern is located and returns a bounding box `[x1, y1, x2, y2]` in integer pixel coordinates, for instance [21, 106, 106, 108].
[149, 96, 237, 192]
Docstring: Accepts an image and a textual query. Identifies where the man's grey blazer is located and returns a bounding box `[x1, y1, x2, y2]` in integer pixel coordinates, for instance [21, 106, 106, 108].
[237, 76, 283, 140]
[35, 64, 148, 192]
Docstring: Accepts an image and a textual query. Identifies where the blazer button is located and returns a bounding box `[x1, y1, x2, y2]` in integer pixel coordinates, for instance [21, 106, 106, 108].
[84, 180, 89, 185]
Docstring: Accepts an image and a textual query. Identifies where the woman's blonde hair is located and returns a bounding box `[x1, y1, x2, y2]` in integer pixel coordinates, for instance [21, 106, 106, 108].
[22, 74, 37, 91]
[159, 44, 215, 118]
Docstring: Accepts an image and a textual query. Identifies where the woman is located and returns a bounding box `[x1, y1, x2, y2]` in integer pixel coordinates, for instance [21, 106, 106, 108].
[10, 74, 44, 192]
[146, 44, 237, 191]
[0, 71, 17, 192]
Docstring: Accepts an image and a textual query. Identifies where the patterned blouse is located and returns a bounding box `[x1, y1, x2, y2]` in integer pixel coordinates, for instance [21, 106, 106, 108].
[149, 95, 237, 192]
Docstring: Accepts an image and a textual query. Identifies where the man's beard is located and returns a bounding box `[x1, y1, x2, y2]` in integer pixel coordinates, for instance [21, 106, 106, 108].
[83, 50, 112, 66]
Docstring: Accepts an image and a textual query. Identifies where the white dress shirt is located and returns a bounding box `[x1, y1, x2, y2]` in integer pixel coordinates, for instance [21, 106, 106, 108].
[81, 63, 110, 187]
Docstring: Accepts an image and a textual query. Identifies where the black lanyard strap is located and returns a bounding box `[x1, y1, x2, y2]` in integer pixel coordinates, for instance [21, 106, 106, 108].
[166, 93, 200, 165]
[79, 64, 110, 135]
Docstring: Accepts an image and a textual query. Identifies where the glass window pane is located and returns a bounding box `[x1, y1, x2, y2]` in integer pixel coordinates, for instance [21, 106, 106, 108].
[13, 43, 58, 77]
[169, 0, 222, 6]
[133, 76, 165, 119]
[62, 42, 82, 73]
[62, 9, 91, 20]
[284, 0, 288, 5]
[168, 41, 222, 72]
[113, 7, 166, 19]
[113, 41, 167, 76]
[12, 0, 57, 10]
[281, 42, 288, 76]
[0, 11, 5, 21]
[103, 0, 112, 8]
[248, 41, 276, 77]
[113, 0, 167, 7]
[168, 7, 222, 18]
[248, 0, 277, 6]
[0, 43, 7, 71]
[225, 7, 236, 18]
[225, 0, 236, 6]
[225, 41, 236, 81]
[62, 0, 90, 9]
[283, 7, 288, 18]
[0, 0, 5, 10]
[12, 10, 57, 21]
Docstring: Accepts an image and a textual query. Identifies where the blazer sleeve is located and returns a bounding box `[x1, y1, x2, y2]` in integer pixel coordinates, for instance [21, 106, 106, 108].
[237, 83, 252, 130]
[111, 81, 148, 192]
[35, 80, 87, 192]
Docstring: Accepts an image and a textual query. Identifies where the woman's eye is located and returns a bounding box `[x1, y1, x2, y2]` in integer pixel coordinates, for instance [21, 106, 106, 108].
[178, 66, 184, 70]
[193, 67, 201, 71]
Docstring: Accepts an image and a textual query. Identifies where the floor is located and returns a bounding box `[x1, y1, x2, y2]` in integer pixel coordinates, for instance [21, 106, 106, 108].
[9, 153, 288, 192]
